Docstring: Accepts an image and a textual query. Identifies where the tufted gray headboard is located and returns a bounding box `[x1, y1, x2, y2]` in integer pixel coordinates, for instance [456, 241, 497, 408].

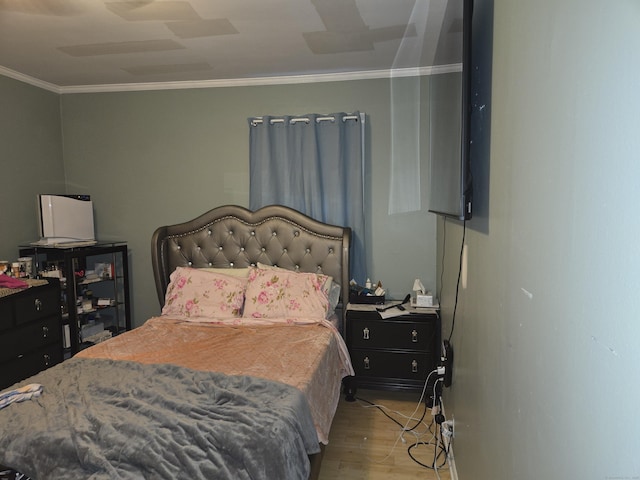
[151, 204, 351, 326]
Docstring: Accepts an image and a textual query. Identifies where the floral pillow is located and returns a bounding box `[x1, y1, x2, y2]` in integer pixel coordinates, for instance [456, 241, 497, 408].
[162, 267, 246, 320]
[256, 262, 340, 317]
[242, 267, 330, 321]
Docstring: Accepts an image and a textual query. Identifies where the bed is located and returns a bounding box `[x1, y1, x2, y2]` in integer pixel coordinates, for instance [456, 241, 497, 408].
[0, 204, 354, 480]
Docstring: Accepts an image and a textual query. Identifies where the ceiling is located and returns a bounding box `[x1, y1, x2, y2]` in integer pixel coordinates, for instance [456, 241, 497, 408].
[0, 0, 463, 93]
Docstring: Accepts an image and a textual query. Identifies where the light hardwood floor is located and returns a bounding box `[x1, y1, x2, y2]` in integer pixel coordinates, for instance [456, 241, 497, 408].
[319, 389, 453, 480]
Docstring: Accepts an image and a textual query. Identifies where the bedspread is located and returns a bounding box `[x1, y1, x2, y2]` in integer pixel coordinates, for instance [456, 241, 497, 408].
[0, 357, 320, 480]
[77, 317, 354, 444]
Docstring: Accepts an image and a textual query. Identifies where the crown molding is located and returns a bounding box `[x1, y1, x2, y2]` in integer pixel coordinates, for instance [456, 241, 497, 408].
[0, 66, 60, 93]
[1, 64, 462, 95]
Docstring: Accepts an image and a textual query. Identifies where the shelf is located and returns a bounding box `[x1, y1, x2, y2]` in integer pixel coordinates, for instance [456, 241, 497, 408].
[77, 304, 121, 316]
[79, 276, 112, 285]
[18, 243, 131, 355]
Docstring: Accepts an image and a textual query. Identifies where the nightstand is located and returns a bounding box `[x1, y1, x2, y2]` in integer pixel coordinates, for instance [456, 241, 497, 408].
[345, 303, 441, 403]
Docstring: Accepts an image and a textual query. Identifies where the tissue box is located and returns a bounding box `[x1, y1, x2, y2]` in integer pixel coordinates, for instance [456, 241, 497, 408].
[414, 293, 434, 307]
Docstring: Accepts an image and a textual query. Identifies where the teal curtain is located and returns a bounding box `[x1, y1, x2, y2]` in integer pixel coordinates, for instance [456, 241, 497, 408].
[248, 112, 366, 283]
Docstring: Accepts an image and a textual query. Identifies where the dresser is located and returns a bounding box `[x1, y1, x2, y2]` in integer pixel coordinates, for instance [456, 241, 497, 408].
[345, 304, 441, 403]
[0, 279, 63, 390]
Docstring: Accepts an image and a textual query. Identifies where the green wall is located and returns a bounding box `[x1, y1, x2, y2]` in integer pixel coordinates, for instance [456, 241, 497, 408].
[440, 0, 640, 478]
[0, 76, 65, 261]
[60, 77, 438, 326]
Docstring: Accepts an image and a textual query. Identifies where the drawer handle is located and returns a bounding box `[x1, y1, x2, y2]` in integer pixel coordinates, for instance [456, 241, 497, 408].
[42, 326, 49, 338]
[363, 327, 370, 340]
[411, 359, 418, 373]
[411, 329, 418, 343]
[363, 356, 370, 370]
[35, 298, 42, 311]
[44, 354, 51, 367]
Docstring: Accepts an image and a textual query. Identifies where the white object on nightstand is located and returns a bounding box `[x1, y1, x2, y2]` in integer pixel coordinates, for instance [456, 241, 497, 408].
[412, 278, 433, 306]
[414, 293, 434, 307]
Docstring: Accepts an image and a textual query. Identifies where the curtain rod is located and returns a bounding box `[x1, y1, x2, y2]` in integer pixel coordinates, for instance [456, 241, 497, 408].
[250, 114, 360, 127]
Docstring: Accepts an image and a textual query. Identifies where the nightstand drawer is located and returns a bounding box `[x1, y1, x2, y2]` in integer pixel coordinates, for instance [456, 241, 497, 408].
[14, 286, 59, 325]
[351, 349, 433, 380]
[348, 317, 438, 351]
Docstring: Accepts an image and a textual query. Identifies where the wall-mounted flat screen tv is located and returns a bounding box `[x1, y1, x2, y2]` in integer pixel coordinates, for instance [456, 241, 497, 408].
[428, 0, 473, 221]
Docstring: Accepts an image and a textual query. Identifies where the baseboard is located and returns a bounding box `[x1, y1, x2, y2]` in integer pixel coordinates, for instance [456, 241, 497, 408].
[445, 438, 459, 480]
[440, 400, 459, 480]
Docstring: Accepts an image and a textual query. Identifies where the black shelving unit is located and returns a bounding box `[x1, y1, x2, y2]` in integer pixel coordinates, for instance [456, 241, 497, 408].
[18, 242, 131, 356]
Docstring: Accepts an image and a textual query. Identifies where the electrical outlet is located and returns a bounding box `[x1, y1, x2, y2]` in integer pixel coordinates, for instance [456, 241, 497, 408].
[443, 419, 455, 438]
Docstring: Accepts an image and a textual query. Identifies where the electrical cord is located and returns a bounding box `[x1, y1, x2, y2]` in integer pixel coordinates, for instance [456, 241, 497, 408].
[407, 432, 448, 470]
[356, 370, 440, 433]
[448, 218, 466, 342]
[407, 380, 449, 472]
[355, 368, 437, 433]
[437, 217, 447, 309]
[437, 216, 467, 341]
[355, 395, 429, 434]
[354, 370, 449, 471]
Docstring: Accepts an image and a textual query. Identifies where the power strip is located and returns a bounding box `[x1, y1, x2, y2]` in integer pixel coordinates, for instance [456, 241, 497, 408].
[441, 340, 454, 387]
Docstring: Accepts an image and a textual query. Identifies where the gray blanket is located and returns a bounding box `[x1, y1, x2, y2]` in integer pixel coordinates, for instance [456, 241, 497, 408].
[0, 358, 320, 479]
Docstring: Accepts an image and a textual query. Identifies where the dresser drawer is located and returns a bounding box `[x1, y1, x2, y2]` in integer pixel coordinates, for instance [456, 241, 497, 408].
[0, 301, 12, 331]
[0, 315, 62, 364]
[14, 286, 59, 325]
[348, 317, 438, 351]
[0, 344, 64, 389]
